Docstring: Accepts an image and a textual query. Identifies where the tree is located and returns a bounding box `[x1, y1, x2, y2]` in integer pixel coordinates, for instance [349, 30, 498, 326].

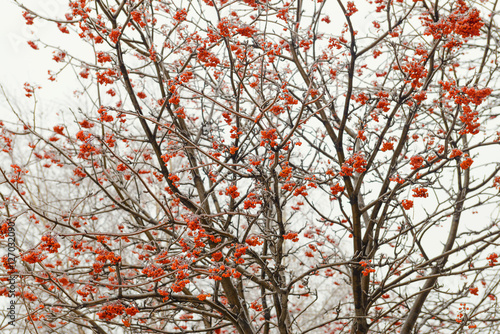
[1, 0, 500, 333]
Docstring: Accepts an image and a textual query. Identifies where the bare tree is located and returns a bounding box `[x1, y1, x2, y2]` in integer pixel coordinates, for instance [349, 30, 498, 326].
[1, 0, 500, 333]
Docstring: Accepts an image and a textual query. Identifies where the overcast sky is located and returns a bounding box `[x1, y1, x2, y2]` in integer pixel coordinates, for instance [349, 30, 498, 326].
[0, 0, 81, 123]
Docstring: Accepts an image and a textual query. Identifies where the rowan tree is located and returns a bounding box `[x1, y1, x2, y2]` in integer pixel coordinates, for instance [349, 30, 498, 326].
[1, 0, 500, 333]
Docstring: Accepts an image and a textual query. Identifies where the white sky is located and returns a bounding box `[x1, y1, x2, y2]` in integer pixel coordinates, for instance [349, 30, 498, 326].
[0, 0, 82, 124]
